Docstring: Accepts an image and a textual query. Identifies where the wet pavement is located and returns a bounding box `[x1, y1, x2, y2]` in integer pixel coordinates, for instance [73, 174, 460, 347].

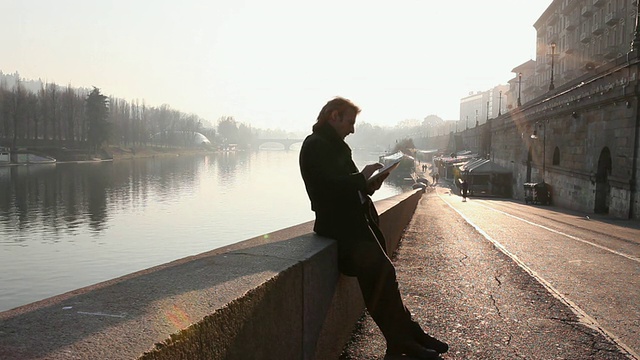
[340, 183, 634, 359]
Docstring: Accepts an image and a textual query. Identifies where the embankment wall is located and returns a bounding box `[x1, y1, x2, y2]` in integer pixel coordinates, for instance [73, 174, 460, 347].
[0, 189, 424, 360]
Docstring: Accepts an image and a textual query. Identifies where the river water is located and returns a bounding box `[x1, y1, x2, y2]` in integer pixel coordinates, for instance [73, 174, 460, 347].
[0, 148, 409, 312]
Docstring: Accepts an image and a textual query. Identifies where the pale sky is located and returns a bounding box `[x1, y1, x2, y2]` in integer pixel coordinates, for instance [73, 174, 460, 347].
[3, 0, 552, 133]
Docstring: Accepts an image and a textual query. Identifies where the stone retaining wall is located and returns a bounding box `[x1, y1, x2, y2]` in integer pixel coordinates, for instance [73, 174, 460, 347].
[0, 189, 424, 360]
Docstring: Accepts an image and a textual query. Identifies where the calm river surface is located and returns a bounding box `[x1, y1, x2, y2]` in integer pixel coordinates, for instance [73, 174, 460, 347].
[0, 148, 408, 312]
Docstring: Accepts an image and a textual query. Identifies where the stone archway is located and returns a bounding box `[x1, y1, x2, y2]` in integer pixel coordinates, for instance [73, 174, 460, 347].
[594, 147, 612, 214]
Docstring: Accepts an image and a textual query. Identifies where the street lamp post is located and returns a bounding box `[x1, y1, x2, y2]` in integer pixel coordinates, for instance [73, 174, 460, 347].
[542, 122, 546, 182]
[632, 0, 640, 53]
[549, 43, 556, 90]
[531, 121, 547, 182]
[517, 72, 522, 107]
[486, 101, 489, 120]
[498, 90, 502, 115]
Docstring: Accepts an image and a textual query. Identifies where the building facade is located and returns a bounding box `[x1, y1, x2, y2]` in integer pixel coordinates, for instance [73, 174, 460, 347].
[488, 52, 640, 219]
[434, 0, 640, 220]
[529, 0, 639, 99]
[459, 85, 509, 130]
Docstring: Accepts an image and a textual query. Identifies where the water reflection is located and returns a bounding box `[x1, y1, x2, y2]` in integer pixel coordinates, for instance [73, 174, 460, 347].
[0, 152, 413, 244]
[1, 164, 112, 239]
[0, 153, 261, 244]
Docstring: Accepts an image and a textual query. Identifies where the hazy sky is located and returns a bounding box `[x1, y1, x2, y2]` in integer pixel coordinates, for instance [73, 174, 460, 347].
[4, 0, 552, 133]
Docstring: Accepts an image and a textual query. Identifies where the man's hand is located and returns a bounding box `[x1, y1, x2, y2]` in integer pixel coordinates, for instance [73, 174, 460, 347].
[367, 172, 388, 194]
[361, 163, 383, 180]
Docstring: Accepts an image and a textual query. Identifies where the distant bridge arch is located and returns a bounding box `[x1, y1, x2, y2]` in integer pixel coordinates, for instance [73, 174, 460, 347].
[253, 139, 303, 150]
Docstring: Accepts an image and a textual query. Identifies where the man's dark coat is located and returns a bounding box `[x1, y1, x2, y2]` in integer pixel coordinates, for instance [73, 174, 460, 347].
[299, 122, 381, 275]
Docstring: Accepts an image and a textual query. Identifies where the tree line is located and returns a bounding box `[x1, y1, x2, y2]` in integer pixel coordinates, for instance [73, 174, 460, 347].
[0, 72, 452, 154]
[0, 72, 264, 152]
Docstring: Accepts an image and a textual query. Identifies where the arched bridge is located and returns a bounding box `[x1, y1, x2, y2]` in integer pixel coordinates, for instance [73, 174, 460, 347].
[252, 138, 304, 150]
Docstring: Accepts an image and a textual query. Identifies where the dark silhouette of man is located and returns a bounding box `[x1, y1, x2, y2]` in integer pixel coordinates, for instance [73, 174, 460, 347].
[461, 179, 469, 201]
[299, 97, 448, 359]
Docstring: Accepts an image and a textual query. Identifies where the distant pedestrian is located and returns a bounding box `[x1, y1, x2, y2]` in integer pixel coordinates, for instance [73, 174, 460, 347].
[461, 179, 469, 201]
[434, 173, 439, 183]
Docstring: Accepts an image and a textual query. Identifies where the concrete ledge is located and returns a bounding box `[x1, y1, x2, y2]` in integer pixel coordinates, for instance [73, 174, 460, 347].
[0, 189, 424, 360]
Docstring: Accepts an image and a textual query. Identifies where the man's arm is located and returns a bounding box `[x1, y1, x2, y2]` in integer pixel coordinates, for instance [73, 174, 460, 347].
[300, 136, 367, 193]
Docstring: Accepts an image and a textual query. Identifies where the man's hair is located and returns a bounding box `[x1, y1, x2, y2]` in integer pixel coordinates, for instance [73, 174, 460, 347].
[313, 97, 361, 132]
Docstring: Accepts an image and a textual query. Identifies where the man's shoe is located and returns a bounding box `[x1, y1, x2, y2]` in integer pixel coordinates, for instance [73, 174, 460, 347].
[410, 323, 449, 353]
[414, 332, 448, 354]
[386, 340, 441, 360]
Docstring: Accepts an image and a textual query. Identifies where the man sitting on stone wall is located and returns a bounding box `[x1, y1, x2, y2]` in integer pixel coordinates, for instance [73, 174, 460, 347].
[299, 97, 449, 360]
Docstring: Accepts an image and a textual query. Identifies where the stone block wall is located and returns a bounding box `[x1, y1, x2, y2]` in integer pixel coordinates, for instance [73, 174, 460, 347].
[0, 189, 424, 360]
[482, 57, 640, 219]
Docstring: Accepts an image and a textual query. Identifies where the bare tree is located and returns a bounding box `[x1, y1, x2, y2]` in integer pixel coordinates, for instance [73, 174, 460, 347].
[0, 81, 9, 142]
[26, 92, 39, 141]
[61, 85, 73, 141]
[11, 78, 27, 153]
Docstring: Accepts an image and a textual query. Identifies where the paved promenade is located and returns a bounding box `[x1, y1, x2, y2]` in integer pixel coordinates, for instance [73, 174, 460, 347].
[340, 185, 630, 359]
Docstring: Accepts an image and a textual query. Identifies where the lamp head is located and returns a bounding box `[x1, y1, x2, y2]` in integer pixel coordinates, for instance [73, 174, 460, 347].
[531, 130, 538, 139]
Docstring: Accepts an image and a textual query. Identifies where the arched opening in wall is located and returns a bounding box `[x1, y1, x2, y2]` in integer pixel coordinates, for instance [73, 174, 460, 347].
[552, 146, 560, 166]
[594, 147, 612, 214]
[526, 146, 533, 183]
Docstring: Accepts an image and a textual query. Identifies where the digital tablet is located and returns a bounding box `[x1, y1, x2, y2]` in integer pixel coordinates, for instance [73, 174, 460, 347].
[367, 158, 402, 184]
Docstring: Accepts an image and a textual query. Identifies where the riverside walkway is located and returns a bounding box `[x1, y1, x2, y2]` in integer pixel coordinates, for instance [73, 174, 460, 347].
[341, 182, 634, 360]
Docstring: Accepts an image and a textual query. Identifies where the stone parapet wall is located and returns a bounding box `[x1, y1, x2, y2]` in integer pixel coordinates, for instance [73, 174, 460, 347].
[0, 189, 424, 360]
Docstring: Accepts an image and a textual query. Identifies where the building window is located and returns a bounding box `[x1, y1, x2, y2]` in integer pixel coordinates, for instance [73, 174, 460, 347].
[619, 22, 625, 45]
[553, 146, 560, 166]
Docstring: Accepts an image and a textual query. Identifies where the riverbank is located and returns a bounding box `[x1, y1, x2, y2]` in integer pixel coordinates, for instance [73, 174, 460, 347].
[107, 146, 215, 161]
[12, 145, 218, 163]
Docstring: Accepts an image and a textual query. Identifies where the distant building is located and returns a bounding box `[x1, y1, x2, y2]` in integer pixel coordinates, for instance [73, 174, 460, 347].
[459, 85, 508, 129]
[507, 60, 536, 109]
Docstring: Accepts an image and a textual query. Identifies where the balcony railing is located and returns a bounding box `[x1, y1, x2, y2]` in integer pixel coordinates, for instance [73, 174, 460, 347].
[562, 0, 580, 15]
[592, 22, 604, 35]
[593, 0, 605, 7]
[605, 11, 620, 25]
[580, 32, 592, 43]
[581, 6, 593, 17]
